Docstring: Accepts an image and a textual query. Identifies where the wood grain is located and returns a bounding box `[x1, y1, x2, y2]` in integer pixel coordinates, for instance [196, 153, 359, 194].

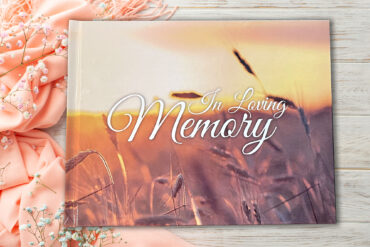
[333, 63, 370, 115]
[167, 222, 370, 246]
[335, 116, 370, 169]
[166, 0, 370, 8]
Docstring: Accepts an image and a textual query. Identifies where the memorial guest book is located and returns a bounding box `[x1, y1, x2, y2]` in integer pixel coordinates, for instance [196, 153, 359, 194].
[66, 20, 336, 226]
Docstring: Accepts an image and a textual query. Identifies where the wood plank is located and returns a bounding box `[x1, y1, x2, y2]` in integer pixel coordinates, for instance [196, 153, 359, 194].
[166, 0, 370, 9]
[168, 222, 370, 246]
[335, 116, 370, 169]
[167, 8, 370, 63]
[335, 170, 370, 223]
[333, 63, 370, 115]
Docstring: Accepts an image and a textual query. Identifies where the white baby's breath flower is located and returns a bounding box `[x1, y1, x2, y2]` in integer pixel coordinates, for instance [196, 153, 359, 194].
[23, 111, 31, 119]
[65, 231, 72, 240]
[55, 47, 63, 54]
[39, 204, 47, 211]
[5, 42, 11, 49]
[54, 211, 61, 219]
[42, 23, 51, 35]
[33, 86, 39, 94]
[61, 38, 68, 47]
[19, 224, 28, 230]
[26, 65, 35, 73]
[24, 55, 30, 62]
[72, 232, 80, 240]
[32, 103, 37, 111]
[19, 12, 27, 17]
[42, 68, 48, 74]
[58, 236, 66, 242]
[1, 136, 7, 143]
[37, 61, 45, 70]
[113, 232, 121, 238]
[98, 233, 107, 239]
[40, 217, 51, 224]
[25, 207, 33, 213]
[0, 57, 4, 65]
[16, 40, 23, 47]
[37, 221, 45, 227]
[38, 241, 45, 246]
[40, 76, 48, 84]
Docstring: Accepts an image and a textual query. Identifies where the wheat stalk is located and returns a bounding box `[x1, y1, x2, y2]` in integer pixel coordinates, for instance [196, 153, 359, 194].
[150, 177, 169, 215]
[102, 114, 129, 214]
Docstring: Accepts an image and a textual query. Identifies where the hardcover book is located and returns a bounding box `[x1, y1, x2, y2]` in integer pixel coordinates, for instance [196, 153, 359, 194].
[66, 20, 336, 226]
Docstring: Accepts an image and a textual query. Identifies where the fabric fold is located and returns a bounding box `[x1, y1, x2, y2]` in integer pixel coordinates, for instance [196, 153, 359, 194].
[0, 0, 95, 132]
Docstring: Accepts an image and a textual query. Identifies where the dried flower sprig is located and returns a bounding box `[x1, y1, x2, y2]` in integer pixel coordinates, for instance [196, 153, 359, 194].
[20, 202, 123, 247]
[0, 11, 62, 77]
[0, 131, 13, 187]
[0, 10, 68, 120]
[32, 172, 57, 194]
[0, 161, 10, 186]
[0, 130, 13, 150]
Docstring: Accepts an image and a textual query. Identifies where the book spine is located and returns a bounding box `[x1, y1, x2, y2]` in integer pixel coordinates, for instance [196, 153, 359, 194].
[66, 20, 82, 227]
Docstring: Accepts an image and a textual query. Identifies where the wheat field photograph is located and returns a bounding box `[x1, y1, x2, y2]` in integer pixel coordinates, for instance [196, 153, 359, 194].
[65, 21, 335, 227]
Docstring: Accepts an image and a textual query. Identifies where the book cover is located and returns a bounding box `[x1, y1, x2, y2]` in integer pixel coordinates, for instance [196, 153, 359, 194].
[66, 20, 335, 226]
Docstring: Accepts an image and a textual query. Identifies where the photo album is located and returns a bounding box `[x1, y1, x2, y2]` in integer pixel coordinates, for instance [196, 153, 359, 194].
[66, 20, 335, 226]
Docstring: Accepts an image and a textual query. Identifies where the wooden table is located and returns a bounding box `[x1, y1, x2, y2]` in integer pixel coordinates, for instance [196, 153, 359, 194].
[47, 1, 370, 245]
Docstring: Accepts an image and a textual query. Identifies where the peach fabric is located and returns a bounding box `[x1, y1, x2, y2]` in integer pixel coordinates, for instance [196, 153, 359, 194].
[0, 0, 95, 132]
[0, 130, 64, 245]
[0, 0, 191, 246]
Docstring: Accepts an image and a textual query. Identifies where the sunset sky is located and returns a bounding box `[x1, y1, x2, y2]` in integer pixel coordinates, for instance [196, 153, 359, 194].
[68, 20, 331, 113]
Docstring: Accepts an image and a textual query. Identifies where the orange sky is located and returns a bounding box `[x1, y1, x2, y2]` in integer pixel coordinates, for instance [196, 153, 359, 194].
[69, 21, 332, 113]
